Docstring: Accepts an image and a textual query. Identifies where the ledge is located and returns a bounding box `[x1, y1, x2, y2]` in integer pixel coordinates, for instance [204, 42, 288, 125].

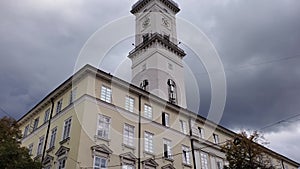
[59, 137, 70, 145]
[122, 143, 136, 150]
[182, 163, 192, 168]
[46, 146, 55, 153]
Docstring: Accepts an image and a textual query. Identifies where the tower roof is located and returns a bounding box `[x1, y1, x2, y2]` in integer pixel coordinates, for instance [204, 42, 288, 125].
[131, 0, 180, 14]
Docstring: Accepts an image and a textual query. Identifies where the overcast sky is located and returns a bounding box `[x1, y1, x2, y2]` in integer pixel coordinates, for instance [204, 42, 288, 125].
[0, 0, 299, 163]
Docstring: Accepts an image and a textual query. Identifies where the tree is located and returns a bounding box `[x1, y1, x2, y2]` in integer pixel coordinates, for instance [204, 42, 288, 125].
[0, 116, 41, 169]
[222, 131, 274, 169]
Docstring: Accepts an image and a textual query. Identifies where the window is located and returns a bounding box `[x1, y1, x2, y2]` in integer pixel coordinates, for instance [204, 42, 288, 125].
[122, 165, 134, 169]
[62, 118, 72, 140]
[125, 96, 135, 113]
[56, 99, 63, 114]
[200, 152, 209, 169]
[216, 161, 223, 169]
[93, 156, 107, 169]
[198, 127, 204, 139]
[163, 139, 172, 159]
[144, 104, 152, 119]
[33, 117, 39, 131]
[69, 87, 77, 104]
[213, 133, 219, 144]
[123, 124, 135, 146]
[97, 115, 111, 139]
[49, 127, 57, 148]
[28, 143, 33, 155]
[24, 125, 29, 137]
[180, 120, 187, 134]
[100, 86, 112, 103]
[37, 136, 44, 156]
[144, 132, 153, 153]
[58, 158, 66, 169]
[162, 112, 169, 127]
[44, 108, 50, 123]
[140, 79, 149, 91]
[167, 79, 176, 104]
[182, 146, 190, 165]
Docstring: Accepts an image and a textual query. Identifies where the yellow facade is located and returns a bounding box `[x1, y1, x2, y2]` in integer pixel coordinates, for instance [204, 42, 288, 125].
[18, 65, 299, 169]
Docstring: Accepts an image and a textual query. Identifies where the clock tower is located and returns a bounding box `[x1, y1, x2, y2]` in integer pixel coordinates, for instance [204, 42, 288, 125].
[128, 0, 187, 108]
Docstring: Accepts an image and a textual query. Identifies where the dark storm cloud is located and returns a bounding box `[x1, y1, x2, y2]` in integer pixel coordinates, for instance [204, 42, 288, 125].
[0, 0, 135, 118]
[178, 0, 300, 130]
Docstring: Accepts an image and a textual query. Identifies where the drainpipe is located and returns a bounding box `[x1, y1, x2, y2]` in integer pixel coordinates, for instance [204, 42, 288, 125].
[138, 95, 142, 169]
[189, 118, 197, 169]
[41, 98, 55, 166]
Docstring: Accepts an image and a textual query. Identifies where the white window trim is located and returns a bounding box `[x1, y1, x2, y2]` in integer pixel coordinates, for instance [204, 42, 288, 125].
[96, 115, 111, 140]
[200, 152, 209, 169]
[180, 120, 187, 134]
[93, 156, 107, 169]
[213, 133, 219, 144]
[49, 127, 57, 148]
[62, 117, 72, 141]
[144, 131, 154, 153]
[56, 99, 63, 114]
[123, 124, 135, 147]
[182, 145, 190, 165]
[144, 104, 152, 120]
[44, 108, 50, 123]
[100, 86, 112, 103]
[162, 112, 169, 127]
[37, 136, 44, 156]
[163, 139, 172, 159]
[125, 96, 135, 113]
[69, 87, 77, 104]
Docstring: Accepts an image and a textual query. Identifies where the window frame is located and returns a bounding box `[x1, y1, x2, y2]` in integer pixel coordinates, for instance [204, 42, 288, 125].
[33, 117, 39, 131]
[144, 131, 154, 153]
[49, 127, 57, 148]
[62, 118, 72, 141]
[182, 145, 190, 165]
[24, 125, 29, 137]
[162, 112, 169, 127]
[144, 104, 152, 120]
[57, 158, 66, 169]
[28, 143, 33, 155]
[93, 156, 107, 169]
[125, 96, 135, 113]
[69, 87, 77, 104]
[44, 108, 50, 123]
[123, 124, 135, 147]
[213, 133, 219, 144]
[96, 115, 111, 139]
[198, 127, 204, 139]
[179, 120, 187, 134]
[56, 99, 63, 114]
[37, 136, 44, 156]
[100, 86, 112, 103]
[200, 152, 209, 169]
[163, 139, 172, 159]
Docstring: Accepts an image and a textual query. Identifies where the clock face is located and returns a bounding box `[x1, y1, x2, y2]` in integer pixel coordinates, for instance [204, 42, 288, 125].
[142, 17, 150, 28]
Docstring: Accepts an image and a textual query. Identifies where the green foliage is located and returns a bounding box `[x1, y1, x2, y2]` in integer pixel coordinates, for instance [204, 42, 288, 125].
[0, 116, 41, 169]
[222, 131, 274, 169]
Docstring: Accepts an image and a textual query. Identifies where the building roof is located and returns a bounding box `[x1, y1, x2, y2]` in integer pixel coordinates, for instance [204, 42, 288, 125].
[17, 64, 300, 167]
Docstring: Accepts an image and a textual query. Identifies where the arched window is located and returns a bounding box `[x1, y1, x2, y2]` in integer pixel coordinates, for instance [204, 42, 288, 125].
[167, 79, 176, 104]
